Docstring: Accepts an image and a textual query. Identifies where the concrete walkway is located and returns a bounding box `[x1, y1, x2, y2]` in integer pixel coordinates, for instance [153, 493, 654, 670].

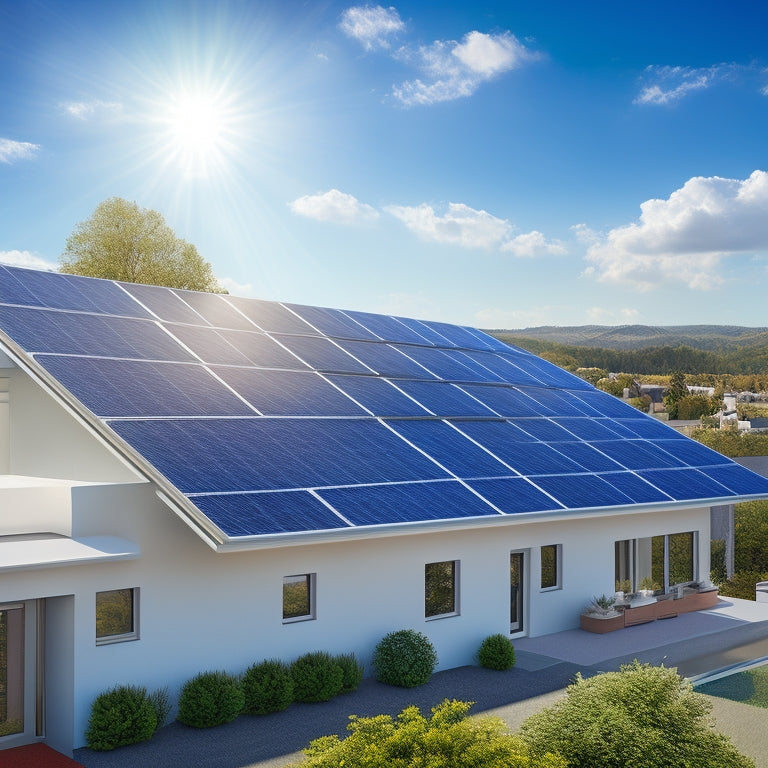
[74, 597, 768, 768]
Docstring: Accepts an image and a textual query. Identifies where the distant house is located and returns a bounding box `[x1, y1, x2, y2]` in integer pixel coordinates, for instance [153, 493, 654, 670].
[2, 265, 768, 755]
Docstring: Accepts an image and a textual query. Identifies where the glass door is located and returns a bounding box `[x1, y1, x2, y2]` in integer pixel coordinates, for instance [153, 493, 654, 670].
[510, 552, 525, 633]
[0, 604, 24, 739]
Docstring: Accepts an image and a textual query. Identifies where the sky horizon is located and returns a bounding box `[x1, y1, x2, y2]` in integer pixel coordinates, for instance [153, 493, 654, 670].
[2, 1, 768, 330]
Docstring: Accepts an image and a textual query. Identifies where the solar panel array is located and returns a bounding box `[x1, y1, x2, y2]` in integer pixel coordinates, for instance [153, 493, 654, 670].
[2, 264, 768, 540]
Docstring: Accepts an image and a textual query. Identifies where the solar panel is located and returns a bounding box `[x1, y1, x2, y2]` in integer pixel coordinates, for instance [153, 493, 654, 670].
[325, 375, 431, 416]
[551, 417, 626, 441]
[589, 439, 686, 470]
[394, 346, 497, 382]
[216, 329, 309, 370]
[458, 384, 549, 417]
[223, 296, 317, 335]
[37, 356, 254, 418]
[636, 469, 733, 501]
[276, 335, 371, 374]
[654, 439, 733, 467]
[162, 323, 254, 366]
[705, 464, 768, 496]
[396, 380, 497, 417]
[120, 282, 206, 324]
[419, 320, 494, 350]
[460, 350, 546, 387]
[341, 310, 435, 345]
[534, 473, 635, 509]
[393, 317, 459, 347]
[515, 418, 578, 442]
[552, 442, 626, 472]
[284, 304, 379, 340]
[335, 340, 437, 378]
[316, 480, 499, 526]
[467, 477, 562, 514]
[601, 471, 672, 503]
[616, 417, 688, 440]
[173, 290, 256, 331]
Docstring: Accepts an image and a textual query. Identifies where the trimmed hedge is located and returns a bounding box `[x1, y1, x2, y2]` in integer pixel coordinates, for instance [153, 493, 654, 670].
[177, 671, 245, 728]
[335, 652, 364, 693]
[291, 651, 344, 703]
[85, 685, 157, 751]
[372, 629, 437, 688]
[242, 659, 294, 715]
[477, 634, 516, 670]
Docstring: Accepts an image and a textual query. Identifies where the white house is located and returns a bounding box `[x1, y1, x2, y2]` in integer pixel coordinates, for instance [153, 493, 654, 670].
[2, 264, 768, 755]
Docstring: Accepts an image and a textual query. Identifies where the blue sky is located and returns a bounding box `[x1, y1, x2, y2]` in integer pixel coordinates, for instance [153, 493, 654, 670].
[2, 0, 768, 329]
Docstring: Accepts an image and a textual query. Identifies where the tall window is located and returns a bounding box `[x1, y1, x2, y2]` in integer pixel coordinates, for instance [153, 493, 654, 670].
[615, 532, 697, 593]
[283, 574, 315, 622]
[540, 544, 561, 590]
[96, 588, 138, 644]
[425, 560, 458, 618]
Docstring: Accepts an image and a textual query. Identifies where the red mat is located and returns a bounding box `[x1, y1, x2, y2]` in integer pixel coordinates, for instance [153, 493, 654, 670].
[0, 743, 85, 768]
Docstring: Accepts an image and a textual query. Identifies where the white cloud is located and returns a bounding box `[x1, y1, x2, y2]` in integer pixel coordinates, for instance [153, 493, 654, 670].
[386, 202, 511, 248]
[501, 230, 566, 257]
[0, 250, 57, 270]
[218, 277, 257, 297]
[0, 138, 40, 164]
[60, 100, 123, 120]
[339, 5, 404, 50]
[585, 170, 768, 290]
[289, 189, 379, 225]
[393, 31, 536, 106]
[634, 64, 730, 105]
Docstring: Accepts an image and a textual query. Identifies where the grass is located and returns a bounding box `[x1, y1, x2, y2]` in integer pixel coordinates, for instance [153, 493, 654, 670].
[696, 664, 768, 709]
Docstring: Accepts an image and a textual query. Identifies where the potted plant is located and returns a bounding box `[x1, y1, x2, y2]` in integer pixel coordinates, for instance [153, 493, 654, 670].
[580, 594, 623, 633]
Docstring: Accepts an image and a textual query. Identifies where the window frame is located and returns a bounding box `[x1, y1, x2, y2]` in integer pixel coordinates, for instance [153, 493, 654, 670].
[540, 544, 562, 591]
[282, 573, 316, 623]
[95, 588, 139, 645]
[424, 559, 460, 620]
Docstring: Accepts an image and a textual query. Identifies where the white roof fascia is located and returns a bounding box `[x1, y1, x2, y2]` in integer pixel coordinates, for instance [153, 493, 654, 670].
[0, 534, 140, 572]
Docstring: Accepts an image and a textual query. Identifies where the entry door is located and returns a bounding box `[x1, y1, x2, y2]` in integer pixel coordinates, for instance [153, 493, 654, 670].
[0, 604, 25, 739]
[510, 552, 525, 633]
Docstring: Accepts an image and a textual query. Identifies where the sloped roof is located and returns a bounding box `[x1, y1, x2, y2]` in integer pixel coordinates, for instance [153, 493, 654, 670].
[2, 264, 768, 549]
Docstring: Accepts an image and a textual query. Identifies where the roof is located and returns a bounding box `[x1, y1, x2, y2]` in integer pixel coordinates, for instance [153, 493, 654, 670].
[2, 264, 768, 550]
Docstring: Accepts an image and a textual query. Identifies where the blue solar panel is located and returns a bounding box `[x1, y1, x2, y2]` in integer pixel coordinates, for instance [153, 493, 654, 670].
[341, 310, 435, 345]
[459, 385, 549, 417]
[0, 306, 195, 361]
[109, 418, 451, 493]
[534, 474, 635, 509]
[513, 387, 584, 416]
[520, 357, 593, 389]
[636, 469, 733, 500]
[388, 420, 511, 477]
[395, 380, 497, 417]
[394, 317, 459, 347]
[121, 282, 208, 324]
[38, 356, 253, 417]
[162, 323, 254, 365]
[617, 417, 689, 440]
[515, 419, 578, 442]
[224, 296, 317, 335]
[551, 417, 626, 441]
[173, 290, 256, 331]
[210, 367, 368, 416]
[467, 477, 561, 514]
[573, 390, 647, 418]
[277, 335, 371, 373]
[601, 472, 672, 503]
[216, 329, 309, 370]
[192, 491, 348, 535]
[460, 327, 514, 353]
[654, 439, 733, 467]
[461, 351, 546, 387]
[0, 265, 44, 306]
[336, 340, 437, 378]
[552, 442, 626, 472]
[589, 439, 686, 470]
[395, 346, 498, 382]
[284, 304, 379, 340]
[420, 320, 494, 350]
[705, 464, 768, 496]
[317, 480, 499, 525]
[325, 375, 431, 416]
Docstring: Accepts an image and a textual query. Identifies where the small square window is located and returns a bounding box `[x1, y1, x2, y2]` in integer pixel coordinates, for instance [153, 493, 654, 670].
[283, 574, 315, 622]
[541, 545, 561, 590]
[425, 560, 459, 619]
[96, 588, 138, 644]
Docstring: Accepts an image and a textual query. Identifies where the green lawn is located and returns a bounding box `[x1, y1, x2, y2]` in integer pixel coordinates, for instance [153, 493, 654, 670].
[697, 665, 768, 709]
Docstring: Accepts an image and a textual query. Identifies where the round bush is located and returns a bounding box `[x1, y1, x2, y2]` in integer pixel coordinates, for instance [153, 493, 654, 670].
[372, 629, 437, 688]
[242, 659, 294, 715]
[85, 685, 157, 751]
[177, 671, 245, 728]
[477, 634, 516, 671]
[291, 651, 344, 703]
[335, 652, 364, 693]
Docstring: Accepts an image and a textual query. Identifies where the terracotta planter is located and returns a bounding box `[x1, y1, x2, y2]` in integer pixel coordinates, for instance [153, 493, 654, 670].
[580, 612, 624, 633]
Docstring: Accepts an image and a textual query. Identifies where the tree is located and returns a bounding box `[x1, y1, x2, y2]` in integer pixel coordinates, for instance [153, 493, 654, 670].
[60, 197, 223, 292]
[520, 661, 753, 768]
[664, 370, 688, 418]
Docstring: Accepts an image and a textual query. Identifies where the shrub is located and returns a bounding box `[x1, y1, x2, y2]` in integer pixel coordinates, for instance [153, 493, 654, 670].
[372, 629, 437, 688]
[291, 651, 344, 703]
[177, 671, 244, 728]
[148, 687, 171, 731]
[521, 660, 755, 768]
[477, 634, 516, 670]
[718, 570, 768, 600]
[334, 652, 364, 693]
[290, 698, 566, 768]
[85, 685, 157, 751]
[242, 659, 294, 715]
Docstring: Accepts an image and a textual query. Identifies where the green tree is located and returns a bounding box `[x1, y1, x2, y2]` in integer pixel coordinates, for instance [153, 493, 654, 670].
[60, 197, 223, 292]
[521, 661, 753, 768]
[664, 370, 688, 418]
[292, 698, 566, 768]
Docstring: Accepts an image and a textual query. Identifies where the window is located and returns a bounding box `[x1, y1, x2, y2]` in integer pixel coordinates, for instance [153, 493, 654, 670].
[96, 588, 138, 644]
[425, 560, 458, 618]
[283, 574, 315, 622]
[615, 531, 697, 594]
[540, 544, 561, 590]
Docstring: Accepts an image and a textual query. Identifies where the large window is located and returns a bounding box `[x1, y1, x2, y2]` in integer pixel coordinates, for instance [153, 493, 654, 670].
[540, 544, 561, 590]
[96, 588, 138, 644]
[283, 574, 315, 622]
[615, 531, 697, 594]
[425, 560, 458, 618]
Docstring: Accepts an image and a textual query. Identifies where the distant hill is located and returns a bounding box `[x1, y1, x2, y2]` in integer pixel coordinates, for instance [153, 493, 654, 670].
[488, 325, 767, 352]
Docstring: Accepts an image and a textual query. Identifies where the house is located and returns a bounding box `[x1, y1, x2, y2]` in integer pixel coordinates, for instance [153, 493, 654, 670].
[2, 264, 768, 755]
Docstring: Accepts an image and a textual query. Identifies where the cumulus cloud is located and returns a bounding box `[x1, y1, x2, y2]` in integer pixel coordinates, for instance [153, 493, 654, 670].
[393, 30, 536, 106]
[501, 230, 566, 257]
[339, 5, 404, 50]
[0, 250, 57, 270]
[289, 189, 380, 225]
[634, 64, 732, 105]
[0, 138, 40, 164]
[60, 100, 123, 120]
[585, 170, 768, 290]
[219, 277, 257, 297]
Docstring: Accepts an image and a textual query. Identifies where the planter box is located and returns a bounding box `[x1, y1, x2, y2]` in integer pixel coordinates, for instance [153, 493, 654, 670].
[580, 613, 624, 633]
[675, 589, 719, 613]
[623, 602, 657, 627]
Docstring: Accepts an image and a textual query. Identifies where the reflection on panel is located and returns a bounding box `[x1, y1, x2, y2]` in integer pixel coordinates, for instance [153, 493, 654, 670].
[467, 477, 561, 514]
[325, 375, 431, 416]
